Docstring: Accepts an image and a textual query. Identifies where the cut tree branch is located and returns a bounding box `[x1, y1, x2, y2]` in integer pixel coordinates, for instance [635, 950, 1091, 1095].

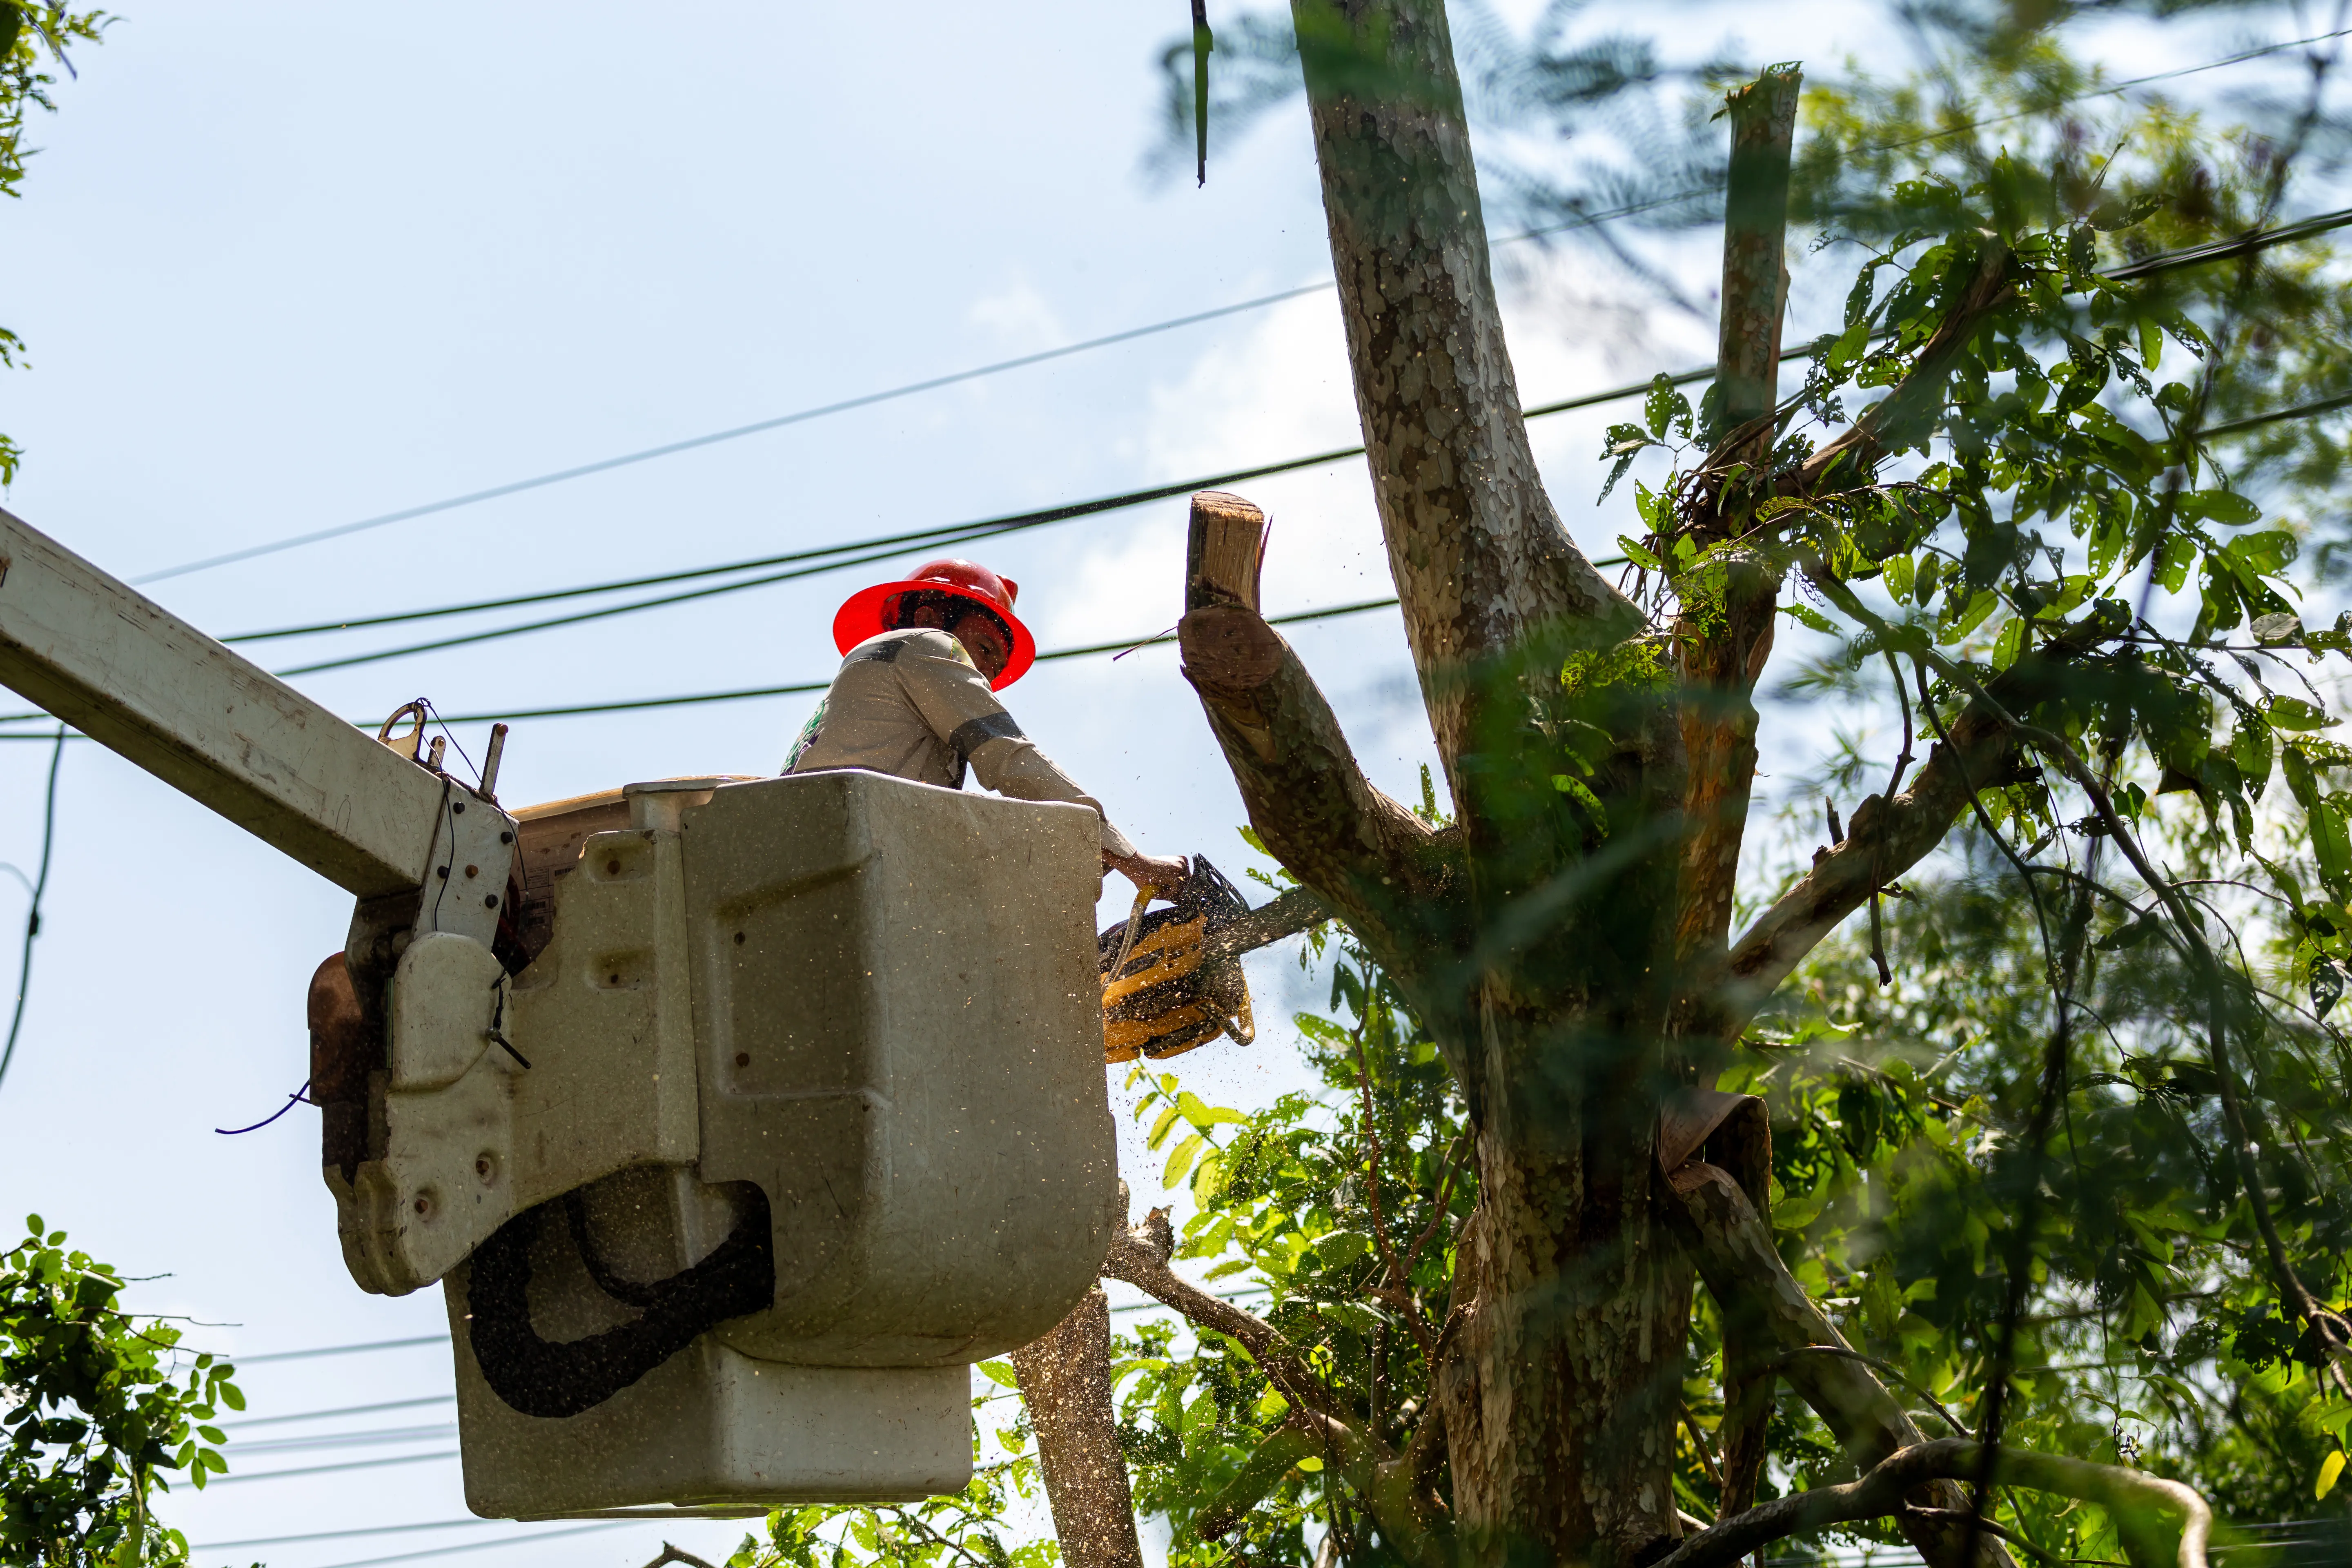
[1650, 1437, 2211, 1568]
[1179, 492, 1462, 967]
[1718, 612, 2121, 1031]
[1108, 1204, 1452, 1566]
[1102, 1207, 1350, 1426]
[1671, 62, 1802, 1068]
[1668, 1160, 2016, 1568]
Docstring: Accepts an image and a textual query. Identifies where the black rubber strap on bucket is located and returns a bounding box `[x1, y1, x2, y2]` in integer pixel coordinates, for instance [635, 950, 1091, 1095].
[466, 1193, 775, 1418]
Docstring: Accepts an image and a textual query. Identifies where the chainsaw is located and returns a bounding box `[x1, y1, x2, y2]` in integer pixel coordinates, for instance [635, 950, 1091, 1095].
[1097, 856, 1258, 1062]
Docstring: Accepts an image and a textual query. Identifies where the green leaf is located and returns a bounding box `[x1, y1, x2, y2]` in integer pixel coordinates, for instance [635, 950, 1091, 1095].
[1773, 1185, 1826, 1232]
[2319, 1448, 2346, 1500]
[1550, 773, 1610, 835]
[1616, 535, 1664, 571]
[1176, 1091, 1245, 1131]
[2153, 533, 2196, 593]
[1781, 601, 1840, 635]
[2311, 958, 2346, 1022]
[1163, 1131, 1205, 1188]
[976, 1360, 1019, 1390]
[2266, 696, 2336, 732]
[1991, 617, 2025, 671]
[2225, 530, 2298, 575]
[1939, 588, 2001, 643]
[1313, 1229, 1372, 1267]
[2180, 488, 2261, 526]
[1914, 553, 1943, 604]
[1643, 374, 1692, 439]
[1884, 554, 1915, 604]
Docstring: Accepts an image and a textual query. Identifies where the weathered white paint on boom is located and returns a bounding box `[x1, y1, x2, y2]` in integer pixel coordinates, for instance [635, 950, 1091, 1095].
[0, 505, 443, 898]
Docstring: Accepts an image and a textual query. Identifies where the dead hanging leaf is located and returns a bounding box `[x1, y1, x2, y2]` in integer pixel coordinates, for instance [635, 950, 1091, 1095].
[2252, 612, 2303, 646]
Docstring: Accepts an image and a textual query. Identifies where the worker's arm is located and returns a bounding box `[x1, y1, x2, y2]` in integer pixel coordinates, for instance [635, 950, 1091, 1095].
[890, 631, 1141, 859]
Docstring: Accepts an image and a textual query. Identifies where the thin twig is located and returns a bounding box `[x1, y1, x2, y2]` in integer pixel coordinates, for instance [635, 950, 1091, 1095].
[1399, 1131, 1469, 1277]
[1351, 1019, 1439, 1369]
[1680, 1403, 1726, 1489]
[1869, 650, 1918, 985]
[639, 1547, 719, 1568]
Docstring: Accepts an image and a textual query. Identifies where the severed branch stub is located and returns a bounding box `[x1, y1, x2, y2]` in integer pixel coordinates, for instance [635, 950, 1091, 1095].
[1175, 492, 1461, 967]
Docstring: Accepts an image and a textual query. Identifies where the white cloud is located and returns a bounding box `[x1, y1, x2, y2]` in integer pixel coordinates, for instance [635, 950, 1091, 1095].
[965, 278, 1068, 351]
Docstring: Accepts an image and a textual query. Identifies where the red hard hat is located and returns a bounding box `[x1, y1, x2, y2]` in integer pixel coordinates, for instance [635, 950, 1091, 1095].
[832, 558, 1037, 689]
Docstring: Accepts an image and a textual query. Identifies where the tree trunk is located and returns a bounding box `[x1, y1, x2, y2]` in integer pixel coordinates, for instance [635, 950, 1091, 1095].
[1200, 6, 2065, 1562]
[1276, 3, 1696, 1560]
[1012, 1290, 1144, 1568]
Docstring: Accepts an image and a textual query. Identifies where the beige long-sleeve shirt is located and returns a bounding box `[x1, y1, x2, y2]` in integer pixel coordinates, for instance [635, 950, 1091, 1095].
[784, 628, 1138, 858]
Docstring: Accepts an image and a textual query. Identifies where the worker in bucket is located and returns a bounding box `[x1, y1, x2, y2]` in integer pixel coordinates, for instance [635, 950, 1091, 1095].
[786, 558, 1188, 893]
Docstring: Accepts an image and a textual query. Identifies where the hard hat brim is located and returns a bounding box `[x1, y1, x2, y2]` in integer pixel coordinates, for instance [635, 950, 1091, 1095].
[832, 579, 1038, 689]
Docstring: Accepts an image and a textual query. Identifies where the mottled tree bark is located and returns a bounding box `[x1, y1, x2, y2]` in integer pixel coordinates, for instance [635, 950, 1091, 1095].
[1012, 1290, 1145, 1568]
[1163, 6, 2087, 1563]
[1670, 65, 1800, 1004]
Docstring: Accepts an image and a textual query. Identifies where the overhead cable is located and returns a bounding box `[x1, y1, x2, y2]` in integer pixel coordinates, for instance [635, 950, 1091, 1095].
[130, 284, 1334, 586]
[263, 455, 1368, 677]
[416, 596, 1404, 725]
[231, 1421, 457, 1455]
[220, 1392, 455, 1429]
[0, 206, 2345, 735]
[234, 1332, 445, 1364]
[133, 23, 2352, 588]
[311, 1522, 640, 1568]
[203, 1448, 457, 1486]
[0, 728, 67, 1095]
[195, 1518, 505, 1552]
[205, 199, 2352, 684]
[0, 596, 1403, 734]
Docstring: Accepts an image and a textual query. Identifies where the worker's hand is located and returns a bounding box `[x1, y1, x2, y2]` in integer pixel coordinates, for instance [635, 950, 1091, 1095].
[1106, 850, 1189, 895]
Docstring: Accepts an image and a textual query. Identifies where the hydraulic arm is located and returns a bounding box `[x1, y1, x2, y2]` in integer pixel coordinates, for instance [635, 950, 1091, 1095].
[0, 506, 515, 940]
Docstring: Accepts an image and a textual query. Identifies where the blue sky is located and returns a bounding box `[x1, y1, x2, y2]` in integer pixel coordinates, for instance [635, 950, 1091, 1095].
[0, 3, 2338, 1565]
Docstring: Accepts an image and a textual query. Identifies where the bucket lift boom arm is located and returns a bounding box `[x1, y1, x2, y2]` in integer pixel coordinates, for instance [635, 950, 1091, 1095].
[0, 506, 515, 945]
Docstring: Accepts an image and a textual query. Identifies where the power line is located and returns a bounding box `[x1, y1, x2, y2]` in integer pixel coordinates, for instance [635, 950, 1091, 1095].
[136, 189, 1686, 593]
[204, 1447, 457, 1486]
[314, 1522, 640, 1568]
[1, 198, 2346, 736]
[221, 1392, 455, 1429]
[234, 1332, 446, 1364]
[232, 1421, 457, 1455]
[228, 517, 1056, 644]
[129, 284, 1338, 586]
[178, 199, 2352, 687]
[415, 595, 1403, 726]
[0, 593, 1400, 733]
[256, 449, 1342, 677]
[0, 727, 66, 1095]
[2204, 385, 2352, 435]
[195, 1518, 503, 1552]
[121, 27, 2347, 590]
